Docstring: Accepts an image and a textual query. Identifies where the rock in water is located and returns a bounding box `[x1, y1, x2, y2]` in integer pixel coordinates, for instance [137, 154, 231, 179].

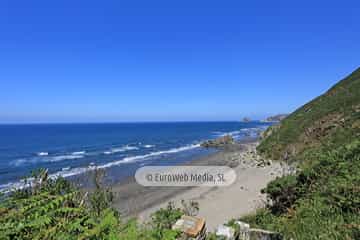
[242, 117, 251, 122]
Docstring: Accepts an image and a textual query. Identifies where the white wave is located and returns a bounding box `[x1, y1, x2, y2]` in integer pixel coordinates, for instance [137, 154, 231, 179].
[213, 130, 241, 137]
[72, 151, 86, 155]
[228, 130, 242, 136]
[0, 181, 27, 193]
[143, 144, 155, 148]
[11, 158, 27, 167]
[51, 167, 89, 179]
[37, 152, 49, 156]
[213, 126, 267, 138]
[0, 166, 90, 193]
[47, 144, 200, 179]
[100, 144, 200, 168]
[11, 154, 84, 166]
[103, 145, 139, 155]
[49, 155, 84, 162]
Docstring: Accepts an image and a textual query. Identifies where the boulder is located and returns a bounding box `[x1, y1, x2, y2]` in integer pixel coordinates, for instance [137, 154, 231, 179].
[201, 135, 234, 148]
[236, 221, 250, 240]
[234, 221, 283, 240]
[249, 228, 283, 240]
[215, 225, 236, 239]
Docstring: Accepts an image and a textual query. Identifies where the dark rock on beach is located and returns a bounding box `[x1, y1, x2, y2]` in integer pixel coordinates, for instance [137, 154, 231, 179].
[200, 135, 234, 148]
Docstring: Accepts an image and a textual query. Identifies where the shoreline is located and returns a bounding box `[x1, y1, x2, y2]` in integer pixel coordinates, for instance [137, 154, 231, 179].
[110, 137, 285, 230]
[110, 143, 243, 217]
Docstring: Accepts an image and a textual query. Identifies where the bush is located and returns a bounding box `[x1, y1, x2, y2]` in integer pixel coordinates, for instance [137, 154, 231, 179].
[262, 175, 299, 215]
[249, 140, 360, 239]
[151, 202, 183, 230]
[0, 168, 183, 240]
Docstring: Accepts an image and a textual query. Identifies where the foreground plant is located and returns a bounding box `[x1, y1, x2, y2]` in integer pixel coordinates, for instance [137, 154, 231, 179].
[241, 140, 360, 239]
[0, 168, 184, 240]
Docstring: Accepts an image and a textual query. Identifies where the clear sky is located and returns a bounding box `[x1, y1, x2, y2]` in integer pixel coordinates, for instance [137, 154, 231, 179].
[1, 0, 359, 123]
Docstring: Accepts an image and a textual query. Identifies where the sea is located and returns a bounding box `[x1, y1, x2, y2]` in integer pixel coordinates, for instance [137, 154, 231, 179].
[0, 121, 271, 191]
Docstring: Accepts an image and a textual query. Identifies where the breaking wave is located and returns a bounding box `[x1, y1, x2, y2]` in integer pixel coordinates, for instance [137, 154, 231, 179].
[143, 144, 155, 148]
[212, 126, 266, 139]
[72, 151, 86, 155]
[103, 146, 139, 155]
[37, 152, 48, 156]
[11, 154, 84, 166]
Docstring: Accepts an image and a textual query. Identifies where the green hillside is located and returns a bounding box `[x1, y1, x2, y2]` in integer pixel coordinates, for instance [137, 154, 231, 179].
[242, 67, 360, 239]
[258, 67, 360, 163]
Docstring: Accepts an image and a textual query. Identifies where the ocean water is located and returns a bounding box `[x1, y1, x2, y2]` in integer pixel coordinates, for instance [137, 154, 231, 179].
[0, 122, 271, 191]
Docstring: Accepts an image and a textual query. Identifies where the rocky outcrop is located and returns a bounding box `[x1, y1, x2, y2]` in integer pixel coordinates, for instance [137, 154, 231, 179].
[242, 117, 251, 122]
[201, 135, 234, 148]
[264, 114, 288, 123]
[215, 221, 283, 240]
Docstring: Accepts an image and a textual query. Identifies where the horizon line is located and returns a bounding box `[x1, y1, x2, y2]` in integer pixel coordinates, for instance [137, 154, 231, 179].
[0, 119, 266, 125]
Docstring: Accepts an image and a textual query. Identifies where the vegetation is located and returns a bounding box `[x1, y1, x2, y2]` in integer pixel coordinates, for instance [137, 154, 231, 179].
[0, 168, 184, 240]
[245, 67, 360, 239]
[258, 67, 360, 163]
[242, 140, 360, 239]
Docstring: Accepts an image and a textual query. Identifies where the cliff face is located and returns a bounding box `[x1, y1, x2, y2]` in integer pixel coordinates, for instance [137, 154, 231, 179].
[257, 67, 360, 161]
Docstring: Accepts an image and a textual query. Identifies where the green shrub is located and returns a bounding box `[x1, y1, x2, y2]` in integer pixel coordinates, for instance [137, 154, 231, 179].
[0, 167, 186, 240]
[262, 175, 300, 215]
[248, 140, 360, 239]
[151, 202, 183, 230]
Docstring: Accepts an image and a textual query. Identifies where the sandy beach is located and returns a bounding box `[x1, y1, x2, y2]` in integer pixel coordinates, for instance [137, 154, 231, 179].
[111, 139, 286, 231]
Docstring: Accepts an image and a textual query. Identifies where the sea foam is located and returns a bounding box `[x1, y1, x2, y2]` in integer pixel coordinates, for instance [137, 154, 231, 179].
[103, 145, 139, 155]
[37, 152, 49, 156]
[72, 151, 86, 155]
[143, 144, 155, 148]
[11, 154, 84, 166]
[49, 155, 84, 162]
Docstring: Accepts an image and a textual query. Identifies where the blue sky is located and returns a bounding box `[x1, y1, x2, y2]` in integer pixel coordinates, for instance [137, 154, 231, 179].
[1, 0, 359, 123]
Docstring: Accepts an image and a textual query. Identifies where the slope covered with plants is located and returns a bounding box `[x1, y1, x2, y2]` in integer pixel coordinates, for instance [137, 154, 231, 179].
[241, 67, 360, 239]
[243, 140, 360, 239]
[258, 67, 360, 163]
[0, 169, 184, 240]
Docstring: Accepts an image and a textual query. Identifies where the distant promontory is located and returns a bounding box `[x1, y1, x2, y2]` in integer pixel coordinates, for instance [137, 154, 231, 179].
[262, 114, 288, 122]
